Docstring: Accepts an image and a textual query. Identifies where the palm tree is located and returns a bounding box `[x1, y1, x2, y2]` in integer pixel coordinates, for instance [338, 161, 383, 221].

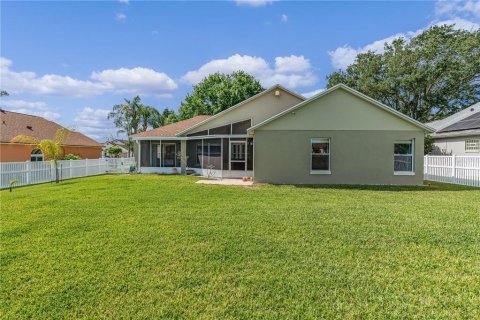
[139, 105, 161, 132]
[108, 96, 143, 157]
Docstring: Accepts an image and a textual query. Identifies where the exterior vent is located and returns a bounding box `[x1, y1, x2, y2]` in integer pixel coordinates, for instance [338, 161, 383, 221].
[27, 125, 33, 130]
[275, 90, 281, 96]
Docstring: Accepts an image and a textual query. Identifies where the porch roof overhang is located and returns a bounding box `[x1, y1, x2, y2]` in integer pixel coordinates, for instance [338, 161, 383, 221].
[132, 134, 251, 141]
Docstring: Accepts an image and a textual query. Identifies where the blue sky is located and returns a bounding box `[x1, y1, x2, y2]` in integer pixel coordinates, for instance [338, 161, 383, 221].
[1, 0, 479, 141]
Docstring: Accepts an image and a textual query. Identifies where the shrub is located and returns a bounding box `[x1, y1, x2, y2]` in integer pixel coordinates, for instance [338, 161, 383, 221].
[63, 153, 81, 160]
[107, 146, 122, 158]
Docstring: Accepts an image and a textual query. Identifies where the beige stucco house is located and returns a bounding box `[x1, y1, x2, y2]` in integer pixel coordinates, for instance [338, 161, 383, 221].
[131, 84, 433, 185]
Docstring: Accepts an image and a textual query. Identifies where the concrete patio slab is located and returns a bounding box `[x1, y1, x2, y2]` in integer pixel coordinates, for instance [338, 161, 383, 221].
[196, 179, 254, 186]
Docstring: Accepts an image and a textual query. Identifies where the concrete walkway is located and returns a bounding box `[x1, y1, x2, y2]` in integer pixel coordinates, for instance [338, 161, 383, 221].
[196, 178, 254, 186]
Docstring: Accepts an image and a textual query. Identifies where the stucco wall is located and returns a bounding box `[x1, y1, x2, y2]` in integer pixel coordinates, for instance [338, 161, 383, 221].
[431, 136, 480, 155]
[253, 130, 425, 185]
[0, 143, 102, 162]
[183, 88, 304, 135]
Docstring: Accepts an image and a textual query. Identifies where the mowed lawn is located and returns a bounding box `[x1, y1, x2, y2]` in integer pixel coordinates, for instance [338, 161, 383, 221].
[1, 175, 479, 319]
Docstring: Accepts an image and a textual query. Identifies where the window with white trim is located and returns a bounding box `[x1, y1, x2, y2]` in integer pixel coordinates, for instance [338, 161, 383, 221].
[311, 138, 330, 173]
[465, 139, 480, 152]
[30, 149, 44, 162]
[394, 140, 414, 173]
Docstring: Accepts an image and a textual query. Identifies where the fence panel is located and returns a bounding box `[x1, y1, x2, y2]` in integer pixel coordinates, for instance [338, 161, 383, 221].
[1, 158, 135, 189]
[425, 155, 480, 187]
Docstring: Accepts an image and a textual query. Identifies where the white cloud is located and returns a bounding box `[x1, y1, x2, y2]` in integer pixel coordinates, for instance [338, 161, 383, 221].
[0, 57, 178, 97]
[301, 88, 325, 98]
[234, 0, 274, 7]
[73, 107, 117, 141]
[91, 67, 178, 96]
[0, 99, 48, 110]
[118, 0, 129, 4]
[281, 14, 288, 22]
[116, 13, 127, 21]
[0, 99, 61, 121]
[181, 54, 317, 89]
[328, 18, 479, 69]
[436, 0, 480, 17]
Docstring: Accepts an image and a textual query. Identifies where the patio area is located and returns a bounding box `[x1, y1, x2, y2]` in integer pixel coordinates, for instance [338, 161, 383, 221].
[196, 178, 254, 186]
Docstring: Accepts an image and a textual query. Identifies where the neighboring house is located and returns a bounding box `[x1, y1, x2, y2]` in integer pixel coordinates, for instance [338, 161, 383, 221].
[426, 103, 480, 155]
[131, 84, 433, 185]
[102, 139, 129, 158]
[0, 110, 102, 162]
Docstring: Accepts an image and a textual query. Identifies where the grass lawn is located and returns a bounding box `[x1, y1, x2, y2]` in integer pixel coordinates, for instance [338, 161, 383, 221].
[1, 175, 479, 319]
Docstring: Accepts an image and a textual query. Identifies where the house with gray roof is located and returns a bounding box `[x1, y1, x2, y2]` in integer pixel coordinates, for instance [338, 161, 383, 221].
[426, 103, 480, 155]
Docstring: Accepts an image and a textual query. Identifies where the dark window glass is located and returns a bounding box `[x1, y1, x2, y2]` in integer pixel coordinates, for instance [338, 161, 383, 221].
[232, 119, 252, 134]
[209, 125, 231, 135]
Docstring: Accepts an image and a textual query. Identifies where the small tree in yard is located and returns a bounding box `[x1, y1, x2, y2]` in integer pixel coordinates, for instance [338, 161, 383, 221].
[107, 146, 123, 158]
[37, 128, 69, 183]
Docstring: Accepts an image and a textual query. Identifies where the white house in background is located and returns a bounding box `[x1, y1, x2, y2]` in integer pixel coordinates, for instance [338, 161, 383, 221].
[102, 139, 129, 158]
[426, 103, 480, 155]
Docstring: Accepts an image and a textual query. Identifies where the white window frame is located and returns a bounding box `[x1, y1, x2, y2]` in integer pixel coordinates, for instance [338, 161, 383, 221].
[30, 149, 44, 162]
[394, 139, 415, 175]
[465, 139, 480, 153]
[310, 138, 331, 174]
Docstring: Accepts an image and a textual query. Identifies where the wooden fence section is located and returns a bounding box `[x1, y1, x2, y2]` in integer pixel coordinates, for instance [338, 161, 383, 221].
[424, 155, 480, 187]
[0, 158, 135, 189]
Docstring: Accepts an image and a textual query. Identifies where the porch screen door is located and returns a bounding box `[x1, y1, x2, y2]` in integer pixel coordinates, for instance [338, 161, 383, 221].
[162, 143, 176, 167]
[230, 141, 246, 171]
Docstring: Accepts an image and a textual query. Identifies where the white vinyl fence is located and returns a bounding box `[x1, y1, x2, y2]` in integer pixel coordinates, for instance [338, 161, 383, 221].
[0, 158, 135, 189]
[424, 155, 480, 187]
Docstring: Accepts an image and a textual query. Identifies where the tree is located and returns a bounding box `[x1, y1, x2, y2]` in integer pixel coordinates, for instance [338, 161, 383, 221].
[179, 71, 264, 119]
[326, 25, 480, 122]
[424, 134, 435, 155]
[0, 90, 8, 97]
[139, 105, 162, 131]
[107, 146, 122, 158]
[37, 128, 69, 183]
[108, 96, 164, 156]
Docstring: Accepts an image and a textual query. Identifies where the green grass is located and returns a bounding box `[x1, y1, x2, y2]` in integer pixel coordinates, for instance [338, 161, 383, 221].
[1, 175, 479, 319]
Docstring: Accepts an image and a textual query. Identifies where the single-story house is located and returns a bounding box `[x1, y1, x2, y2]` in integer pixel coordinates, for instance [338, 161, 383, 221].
[426, 103, 480, 155]
[131, 84, 434, 185]
[0, 110, 102, 162]
[102, 139, 129, 158]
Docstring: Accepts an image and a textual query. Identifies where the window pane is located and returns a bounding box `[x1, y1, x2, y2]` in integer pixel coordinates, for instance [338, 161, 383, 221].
[394, 143, 412, 155]
[312, 155, 329, 171]
[312, 142, 329, 154]
[231, 162, 245, 170]
[394, 155, 413, 171]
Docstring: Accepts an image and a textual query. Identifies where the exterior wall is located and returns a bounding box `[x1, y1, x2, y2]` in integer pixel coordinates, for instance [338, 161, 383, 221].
[0, 143, 102, 162]
[253, 130, 425, 185]
[256, 89, 421, 132]
[183, 88, 304, 134]
[431, 135, 480, 156]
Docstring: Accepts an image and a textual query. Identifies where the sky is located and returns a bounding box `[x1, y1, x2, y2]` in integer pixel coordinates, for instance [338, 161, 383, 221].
[1, 0, 479, 141]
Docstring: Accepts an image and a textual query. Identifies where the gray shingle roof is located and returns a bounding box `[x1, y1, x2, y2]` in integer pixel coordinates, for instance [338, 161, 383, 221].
[438, 112, 480, 133]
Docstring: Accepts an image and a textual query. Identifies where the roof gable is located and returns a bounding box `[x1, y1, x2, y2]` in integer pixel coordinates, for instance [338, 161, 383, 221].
[176, 85, 305, 136]
[249, 84, 434, 132]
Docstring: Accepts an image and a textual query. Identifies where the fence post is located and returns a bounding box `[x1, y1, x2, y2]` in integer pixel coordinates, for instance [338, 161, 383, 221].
[425, 155, 429, 180]
[26, 161, 31, 184]
[451, 154, 456, 183]
[69, 160, 73, 179]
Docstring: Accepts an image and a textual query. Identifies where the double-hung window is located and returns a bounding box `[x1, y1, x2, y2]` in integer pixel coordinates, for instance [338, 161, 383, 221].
[311, 138, 330, 174]
[394, 140, 414, 174]
[465, 139, 480, 153]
